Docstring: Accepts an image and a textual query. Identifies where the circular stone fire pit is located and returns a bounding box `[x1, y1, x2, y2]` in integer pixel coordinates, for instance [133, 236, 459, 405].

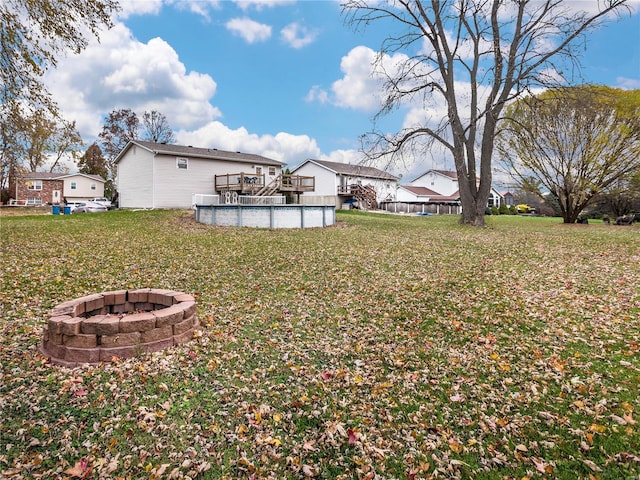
[40, 289, 198, 367]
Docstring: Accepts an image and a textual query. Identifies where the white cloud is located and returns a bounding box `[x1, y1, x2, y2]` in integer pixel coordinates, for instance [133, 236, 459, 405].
[226, 17, 272, 43]
[117, 0, 223, 20]
[307, 46, 410, 112]
[116, 0, 164, 19]
[233, 0, 293, 11]
[176, 121, 323, 166]
[615, 76, 640, 89]
[45, 22, 220, 140]
[305, 85, 329, 104]
[281, 22, 319, 49]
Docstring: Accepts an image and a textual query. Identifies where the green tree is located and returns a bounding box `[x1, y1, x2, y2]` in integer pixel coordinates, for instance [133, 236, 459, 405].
[99, 108, 140, 177]
[15, 109, 83, 173]
[78, 143, 108, 180]
[343, 0, 630, 226]
[497, 86, 640, 223]
[0, 0, 119, 115]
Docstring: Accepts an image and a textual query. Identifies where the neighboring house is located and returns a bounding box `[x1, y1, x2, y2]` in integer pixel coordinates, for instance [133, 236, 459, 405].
[59, 173, 106, 203]
[9, 172, 105, 206]
[291, 159, 399, 209]
[501, 191, 515, 207]
[382, 169, 503, 214]
[115, 141, 286, 209]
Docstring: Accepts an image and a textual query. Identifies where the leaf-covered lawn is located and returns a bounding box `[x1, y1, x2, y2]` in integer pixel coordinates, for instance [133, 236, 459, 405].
[1, 210, 638, 479]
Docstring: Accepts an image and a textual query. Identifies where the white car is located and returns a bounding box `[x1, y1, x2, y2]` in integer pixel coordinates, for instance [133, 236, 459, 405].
[71, 201, 108, 213]
[89, 197, 112, 208]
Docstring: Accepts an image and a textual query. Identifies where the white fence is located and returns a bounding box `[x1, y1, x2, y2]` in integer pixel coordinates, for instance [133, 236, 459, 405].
[192, 194, 220, 208]
[238, 196, 285, 205]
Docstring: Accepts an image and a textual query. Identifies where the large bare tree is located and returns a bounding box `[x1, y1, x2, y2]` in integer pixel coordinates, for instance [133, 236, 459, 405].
[142, 110, 176, 144]
[497, 86, 640, 223]
[342, 0, 630, 226]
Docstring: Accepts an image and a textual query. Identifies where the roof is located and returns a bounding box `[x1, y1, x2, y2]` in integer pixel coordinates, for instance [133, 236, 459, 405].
[20, 172, 105, 182]
[295, 159, 399, 181]
[400, 185, 440, 196]
[116, 140, 284, 166]
[410, 169, 459, 183]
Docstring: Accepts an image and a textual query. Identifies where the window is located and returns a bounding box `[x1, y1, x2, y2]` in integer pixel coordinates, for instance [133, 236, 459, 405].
[269, 167, 276, 176]
[176, 157, 188, 169]
[90, 183, 97, 190]
[27, 180, 42, 191]
[255, 166, 263, 175]
[27, 197, 42, 205]
[70, 182, 77, 190]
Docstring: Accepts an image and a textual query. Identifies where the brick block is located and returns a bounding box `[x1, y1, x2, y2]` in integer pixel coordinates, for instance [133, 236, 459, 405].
[49, 302, 75, 317]
[154, 304, 184, 327]
[119, 312, 156, 333]
[65, 347, 101, 363]
[127, 288, 150, 303]
[41, 340, 66, 360]
[149, 289, 179, 306]
[48, 315, 70, 335]
[173, 293, 195, 304]
[134, 302, 154, 312]
[181, 301, 197, 318]
[82, 294, 105, 313]
[63, 334, 98, 348]
[86, 306, 109, 316]
[139, 338, 173, 353]
[100, 345, 139, 362]
[72, 300, 86, 316]
[173, 316, 194, 335]
[140, 325, 174, 344]
[100, 331, 141, 347]
[103, 290, 127, 306]
[49, 332, 64, 345]
[81, 315, 120, 335]
[173, 328, 194, 345]
[111, 302, 135, 314]
[61, 317, 84, 336]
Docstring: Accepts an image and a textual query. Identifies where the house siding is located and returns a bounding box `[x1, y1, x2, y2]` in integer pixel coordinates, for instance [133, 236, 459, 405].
[117, 146, 283, 209]
[118, 146, 155, 208]
[293, 163, 337, 196]
[62, 175, 105, 201]
[411, 171, 458, 196]
[152, 155, 282, 209]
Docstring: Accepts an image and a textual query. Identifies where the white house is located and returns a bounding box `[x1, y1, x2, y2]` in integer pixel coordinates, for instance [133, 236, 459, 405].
[291, 159, 399, 209]
[382, 169, 503, 215]
[115, 141, 285, 209]
[9, 171, 105, 206]
[60, 173, 106, 203]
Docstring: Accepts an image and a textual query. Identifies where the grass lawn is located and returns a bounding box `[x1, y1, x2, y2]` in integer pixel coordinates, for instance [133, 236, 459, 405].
[1, 209, 638, 479]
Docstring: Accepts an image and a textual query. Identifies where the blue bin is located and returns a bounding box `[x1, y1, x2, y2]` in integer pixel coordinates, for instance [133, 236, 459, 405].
[63, 206, 71, 215]
[52, 205, 60, 215]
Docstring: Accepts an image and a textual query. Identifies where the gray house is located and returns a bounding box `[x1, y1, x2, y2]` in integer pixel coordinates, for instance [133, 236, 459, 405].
[115, 141, 285, 209]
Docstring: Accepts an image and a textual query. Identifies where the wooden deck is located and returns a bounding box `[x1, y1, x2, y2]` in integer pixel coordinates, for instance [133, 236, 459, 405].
[214, 173, 315, 195]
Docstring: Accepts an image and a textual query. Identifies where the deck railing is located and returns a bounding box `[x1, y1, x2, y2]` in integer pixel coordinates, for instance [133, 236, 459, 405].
[215, 173, 265, 191]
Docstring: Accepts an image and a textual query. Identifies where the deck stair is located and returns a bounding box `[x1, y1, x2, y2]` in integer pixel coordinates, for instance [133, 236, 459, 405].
[254, 174, 282, 197]
[351, 184, 377, 210]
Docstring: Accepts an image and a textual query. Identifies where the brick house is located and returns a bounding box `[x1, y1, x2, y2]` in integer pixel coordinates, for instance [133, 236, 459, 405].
[9, 172, 106, 206]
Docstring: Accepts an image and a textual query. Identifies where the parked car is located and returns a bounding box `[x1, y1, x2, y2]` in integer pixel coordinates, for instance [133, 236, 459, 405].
[89, 197, 112, 208]
[71, 201, 108, 213]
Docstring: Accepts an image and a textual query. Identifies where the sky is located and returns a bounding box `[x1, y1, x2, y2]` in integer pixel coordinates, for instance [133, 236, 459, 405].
[44, 0, 640, 182]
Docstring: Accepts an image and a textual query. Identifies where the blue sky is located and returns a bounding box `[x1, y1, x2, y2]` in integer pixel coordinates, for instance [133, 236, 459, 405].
[45, 0, 640, 180]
